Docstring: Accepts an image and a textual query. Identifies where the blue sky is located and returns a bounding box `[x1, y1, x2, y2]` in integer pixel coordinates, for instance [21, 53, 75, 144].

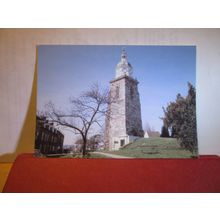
[37, 45, 196, 144]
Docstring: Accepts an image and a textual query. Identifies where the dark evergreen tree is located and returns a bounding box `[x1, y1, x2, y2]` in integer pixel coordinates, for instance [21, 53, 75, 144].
[162, 83, 197, 152]
[160, 125, 170, 137]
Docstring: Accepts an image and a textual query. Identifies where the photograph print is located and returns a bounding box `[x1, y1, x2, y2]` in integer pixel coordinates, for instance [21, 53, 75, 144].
[35, 45, 198, 158]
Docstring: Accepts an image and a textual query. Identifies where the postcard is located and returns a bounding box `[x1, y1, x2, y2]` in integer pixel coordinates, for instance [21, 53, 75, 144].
[35, 45, 197, 158]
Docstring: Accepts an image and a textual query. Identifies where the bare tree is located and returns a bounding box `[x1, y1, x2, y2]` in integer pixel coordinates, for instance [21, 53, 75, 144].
[44, 83, 110, 156]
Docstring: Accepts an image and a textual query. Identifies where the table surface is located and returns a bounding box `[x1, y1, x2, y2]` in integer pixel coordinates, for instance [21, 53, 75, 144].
[2, 154, 220, 193]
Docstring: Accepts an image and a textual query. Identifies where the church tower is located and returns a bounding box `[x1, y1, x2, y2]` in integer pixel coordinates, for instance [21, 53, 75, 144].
[105, 49, 144, 150]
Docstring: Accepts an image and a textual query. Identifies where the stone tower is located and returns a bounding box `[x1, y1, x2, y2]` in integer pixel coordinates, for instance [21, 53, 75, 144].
[105, 49, 144, 150]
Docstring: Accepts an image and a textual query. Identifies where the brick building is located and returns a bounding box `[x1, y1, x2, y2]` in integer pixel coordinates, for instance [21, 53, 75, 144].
[35, 116, 64, 154]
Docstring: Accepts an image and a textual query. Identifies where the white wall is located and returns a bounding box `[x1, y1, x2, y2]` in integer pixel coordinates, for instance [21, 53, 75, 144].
[0, 28, 220, 161]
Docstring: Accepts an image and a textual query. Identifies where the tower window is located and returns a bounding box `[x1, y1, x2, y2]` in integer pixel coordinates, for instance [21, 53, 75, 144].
[116, 86, 119, 99]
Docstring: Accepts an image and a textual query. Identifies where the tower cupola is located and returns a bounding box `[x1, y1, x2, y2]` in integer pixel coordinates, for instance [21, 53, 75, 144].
[115, 49, 133, 78]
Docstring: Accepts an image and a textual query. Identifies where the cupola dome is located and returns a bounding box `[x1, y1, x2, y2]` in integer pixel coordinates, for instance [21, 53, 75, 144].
[115, 49, 133, 78]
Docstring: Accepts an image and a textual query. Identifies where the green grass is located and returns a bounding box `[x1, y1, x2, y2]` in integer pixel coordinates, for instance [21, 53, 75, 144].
[103, 137, 197, 158]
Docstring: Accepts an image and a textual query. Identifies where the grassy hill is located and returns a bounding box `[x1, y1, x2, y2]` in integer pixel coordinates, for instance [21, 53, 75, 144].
[104, 137, 197, 158]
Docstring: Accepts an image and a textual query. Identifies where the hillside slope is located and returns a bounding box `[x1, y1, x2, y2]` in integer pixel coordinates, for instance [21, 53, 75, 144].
[104, 137, 196, 158]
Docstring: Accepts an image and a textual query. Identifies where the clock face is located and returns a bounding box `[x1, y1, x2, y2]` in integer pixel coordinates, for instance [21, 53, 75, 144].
[121, 66, 127, 74]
